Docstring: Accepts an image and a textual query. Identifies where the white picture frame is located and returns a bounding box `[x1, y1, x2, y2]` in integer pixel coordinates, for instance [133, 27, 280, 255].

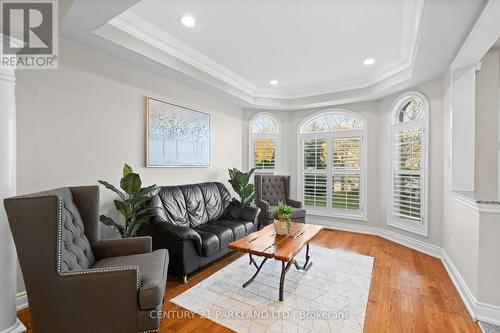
[145, 97, 211, 167]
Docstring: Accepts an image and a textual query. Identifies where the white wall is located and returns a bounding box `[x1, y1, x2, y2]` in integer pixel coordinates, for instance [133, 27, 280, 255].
[442, 48, 500, 311]
[478, 211, 500, 304]
[443, 195, 480, 298]
[243, 77, 444, 247]
[475, 49, 500, 195]
[14, 38, 244, 293]
[443, 63, 500, 313]
[451, 66, 477, 191]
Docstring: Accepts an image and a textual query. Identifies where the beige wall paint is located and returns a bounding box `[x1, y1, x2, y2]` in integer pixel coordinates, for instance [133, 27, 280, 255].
[444, 58, 500, 310]
[478, 211, 500, 304]
[14, 39, 244, 293]
[475, 49, 500, 195]
[243, 77, 444, 247]
[443, 196, 480, 298]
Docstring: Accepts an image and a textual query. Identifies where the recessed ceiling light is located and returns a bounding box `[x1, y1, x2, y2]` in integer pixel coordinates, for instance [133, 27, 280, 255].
[269, 79, 278, 85]
[179, 15, 196, 28]
[363, 58, 376, 66]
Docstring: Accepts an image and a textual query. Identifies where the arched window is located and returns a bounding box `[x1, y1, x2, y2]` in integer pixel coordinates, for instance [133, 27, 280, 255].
[389, 92, 429, 236]
[299, 110, 367, 219]
[249, 113, 280, 172]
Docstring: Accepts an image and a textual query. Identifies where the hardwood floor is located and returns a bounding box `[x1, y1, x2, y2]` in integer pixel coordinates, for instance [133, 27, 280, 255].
[17, 229, 481, 332]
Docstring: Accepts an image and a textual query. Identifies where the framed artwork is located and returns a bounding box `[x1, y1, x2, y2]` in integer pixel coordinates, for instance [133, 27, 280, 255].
[145, 97, 211, 167]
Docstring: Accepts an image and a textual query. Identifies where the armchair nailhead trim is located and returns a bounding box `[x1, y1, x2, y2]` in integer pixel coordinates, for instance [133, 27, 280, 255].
[54, 195, 141, 288]
[59, 266, 140, 287]
[138, 330, 158, 333]
[8, 193, 141, 289]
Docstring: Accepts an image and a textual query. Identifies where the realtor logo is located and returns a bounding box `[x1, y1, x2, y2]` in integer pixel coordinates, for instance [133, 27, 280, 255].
[1, 0, 58, 69]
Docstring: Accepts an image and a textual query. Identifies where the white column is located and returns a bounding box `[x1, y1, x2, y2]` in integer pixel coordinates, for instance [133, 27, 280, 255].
[0, 69, 25, 333]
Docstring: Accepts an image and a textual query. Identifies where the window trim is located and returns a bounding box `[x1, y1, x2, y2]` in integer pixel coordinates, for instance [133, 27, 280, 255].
[387, 91, 429, 237]
[297, 109, 368, 221]
[249, 112, 280, 173]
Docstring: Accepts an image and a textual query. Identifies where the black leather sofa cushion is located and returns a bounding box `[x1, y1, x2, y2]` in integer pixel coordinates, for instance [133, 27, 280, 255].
[195, 224, 234, 256]
[212, 219, 246, 240]
[155, 223, 202, 253]
[240, 220, 255, 233]
[151, 182, 232, 227]
[195, 229, 220, 257]
[198, 182, 225, 222]
[153, 186, 190, 227]
[180, 185, 209, 227]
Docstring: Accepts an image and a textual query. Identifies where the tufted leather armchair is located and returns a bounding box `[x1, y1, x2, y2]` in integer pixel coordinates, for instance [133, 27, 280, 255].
[4, 186, 169, 333]
[254, 175, 306, 227]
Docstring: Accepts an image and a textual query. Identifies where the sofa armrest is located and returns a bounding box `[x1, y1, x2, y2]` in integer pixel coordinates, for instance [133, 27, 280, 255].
[156, 223, 202, 252]
[239, 206, 261, 225]
[287, 198, 303, 209]
[256, 199, 270, 212]
[56, 267, 139, 331]
[92, 236, 152, 260]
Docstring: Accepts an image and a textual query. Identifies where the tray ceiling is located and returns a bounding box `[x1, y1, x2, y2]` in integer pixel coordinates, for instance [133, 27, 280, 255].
[60, 0, 488, 109]
[99, 0, 423, 99]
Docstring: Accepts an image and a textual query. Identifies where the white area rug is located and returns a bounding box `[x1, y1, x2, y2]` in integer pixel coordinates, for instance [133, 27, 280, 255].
[171, 246, 374, 333]
[479, 321, 500, 333]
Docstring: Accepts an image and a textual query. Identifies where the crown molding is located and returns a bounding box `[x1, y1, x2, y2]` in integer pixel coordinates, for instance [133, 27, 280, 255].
[451, 0, 500, 70]
[109, 12, 258, 96]
[102, 0, 423, 101]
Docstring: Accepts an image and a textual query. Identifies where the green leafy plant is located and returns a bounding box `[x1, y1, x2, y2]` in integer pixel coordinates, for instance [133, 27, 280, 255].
[273, 201, 294, 221]
[273, 201, 294, 235]
[98, 164, 159, 238]
[228, 167, 256, 206]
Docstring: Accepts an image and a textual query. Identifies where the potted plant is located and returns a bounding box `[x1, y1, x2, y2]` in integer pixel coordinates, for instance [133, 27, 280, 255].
[228, 167, 256, 206]
[98, 164, 160, 238]
[273, 201, 294, 235]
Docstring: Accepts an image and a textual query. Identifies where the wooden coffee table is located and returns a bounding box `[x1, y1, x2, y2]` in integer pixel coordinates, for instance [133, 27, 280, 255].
[228, 222, 323, 301]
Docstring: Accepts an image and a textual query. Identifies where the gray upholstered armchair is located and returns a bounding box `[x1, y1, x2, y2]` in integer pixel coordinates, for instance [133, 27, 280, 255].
[4, 186, 169, 333]
[254, 175, 306, 227]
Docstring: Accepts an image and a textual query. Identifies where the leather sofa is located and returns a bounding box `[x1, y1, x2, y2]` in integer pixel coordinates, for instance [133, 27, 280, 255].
[4, 186, 169, 333]
[138, 182, 260, 281]
[255, 175, 306, 227]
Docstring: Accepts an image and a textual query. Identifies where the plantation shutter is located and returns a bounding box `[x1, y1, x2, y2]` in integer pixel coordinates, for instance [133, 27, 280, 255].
[332, 137, 361, 211]
[303, 138, 327, 207]
[254, 139, 276, 170]
[392, 127, 423, 221]
[300, 112, 366, 219]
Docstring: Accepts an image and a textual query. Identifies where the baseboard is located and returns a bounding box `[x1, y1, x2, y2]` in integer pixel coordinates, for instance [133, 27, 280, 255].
[310, 219, 441, 258]
[310, 219, 380, 235]
[308, 218, 500, 326]
[476, 302, 500, 326]
[441, 250, 500, 326]
[0, 319, 26, 333]
[16, 292, 28, 311]
[441, 250, 477, 320]
[379, 228, 442, 258]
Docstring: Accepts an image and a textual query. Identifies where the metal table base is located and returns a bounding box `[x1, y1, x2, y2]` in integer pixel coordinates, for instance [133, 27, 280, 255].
[241, 243, 313, 301]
